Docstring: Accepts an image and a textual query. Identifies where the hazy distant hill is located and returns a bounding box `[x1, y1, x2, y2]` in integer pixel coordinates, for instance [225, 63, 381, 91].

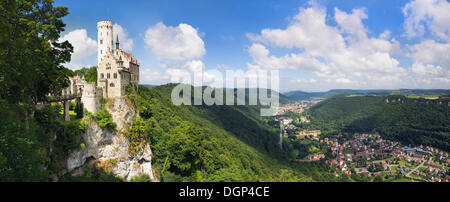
[390, 89, 450, 95]
[284, 89, 450, 101]
[141, 84, 157, 88]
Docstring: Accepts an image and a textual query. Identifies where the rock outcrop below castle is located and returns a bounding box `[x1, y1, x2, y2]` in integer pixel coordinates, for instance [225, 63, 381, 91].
[67, 97, 156, 181]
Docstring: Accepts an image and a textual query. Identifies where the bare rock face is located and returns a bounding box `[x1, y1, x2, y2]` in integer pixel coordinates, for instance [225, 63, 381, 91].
[108, 97, 134, 131]
[67, 97, 156, 181]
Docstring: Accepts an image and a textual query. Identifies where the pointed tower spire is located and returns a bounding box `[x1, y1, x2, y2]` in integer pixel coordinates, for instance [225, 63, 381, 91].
[116, 34, 120, 50]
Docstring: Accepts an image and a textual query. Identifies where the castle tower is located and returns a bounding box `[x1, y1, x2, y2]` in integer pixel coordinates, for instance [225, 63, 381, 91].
[97, 20, 113, 66]
[116, 34, 120, 50]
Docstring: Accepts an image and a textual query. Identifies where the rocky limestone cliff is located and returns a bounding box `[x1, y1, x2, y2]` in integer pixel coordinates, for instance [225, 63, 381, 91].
[67, 97, 156, 181]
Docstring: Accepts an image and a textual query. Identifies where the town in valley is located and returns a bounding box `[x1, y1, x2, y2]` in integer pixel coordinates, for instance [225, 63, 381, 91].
[276, 100, 450, 182]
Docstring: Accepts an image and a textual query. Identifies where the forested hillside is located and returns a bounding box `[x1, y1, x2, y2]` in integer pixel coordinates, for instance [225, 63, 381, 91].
[135, 84, 339, 182]
[304, 94, 450, 151]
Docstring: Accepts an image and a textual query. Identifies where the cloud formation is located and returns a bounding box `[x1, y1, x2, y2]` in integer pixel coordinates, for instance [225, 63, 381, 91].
[113, 23, 134, 52]
[58, 29, 97, 69]
[144, 22, 205, 61]
[247, 5, 406, 88]
[403, 0, 450, 87]
[140, 68, 164, 84]
[403, 0, 450, 41]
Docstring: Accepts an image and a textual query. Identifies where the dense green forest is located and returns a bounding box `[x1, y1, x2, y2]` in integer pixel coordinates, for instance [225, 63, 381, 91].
[0, 0, 73, 181]
[134, 84, 340, 182]
[302, 94, 450, 152]
[73, 66, 98, 83]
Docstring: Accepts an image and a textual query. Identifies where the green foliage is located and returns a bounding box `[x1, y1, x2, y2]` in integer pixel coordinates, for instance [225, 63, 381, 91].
[283, 139, 328, 160]
[55, 119, 86, 156]
[126, 85, 136, 95]
[125, 85, 137, 108]
[97, 173, 123, 182]
[136, 84, 333, 182]
[73, 66, 97, 83]
[126, 116, 148, 154]
[0, 100, 50, 181]
[101, 98, 107, 105]
[69, 101, 76, 111]
[305, 94, 450, 151]
[0, 0, 73, 105]
[35, 102, 86, 157]
[0, 0, 82, 181]
[59, 167, 123, 182]
[130, 174, 152, 182]
[94, 106, 116, 131]
[269, 169, 312, 182]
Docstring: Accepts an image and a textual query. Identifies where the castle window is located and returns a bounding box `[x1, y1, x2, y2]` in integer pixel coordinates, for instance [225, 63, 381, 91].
[101, 73, 104, 79]
[107, 73, 110, 79]
[110, 83, 115, 87]
[113, 73, 117, 79]
[100, 40, 103, 44]
[106, 63, 111, 70]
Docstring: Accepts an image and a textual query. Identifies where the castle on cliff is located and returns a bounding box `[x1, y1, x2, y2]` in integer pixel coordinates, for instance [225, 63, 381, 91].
[64, 21, 140, 113]
[97, 20, 140, 98]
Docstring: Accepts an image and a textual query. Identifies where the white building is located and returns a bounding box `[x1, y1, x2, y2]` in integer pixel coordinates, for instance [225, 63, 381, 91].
[62, 20, 141, 113]
[96, 20, 139, 98]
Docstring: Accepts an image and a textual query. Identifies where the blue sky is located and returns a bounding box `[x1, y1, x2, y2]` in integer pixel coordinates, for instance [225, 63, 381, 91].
[56, 0, 450, 92]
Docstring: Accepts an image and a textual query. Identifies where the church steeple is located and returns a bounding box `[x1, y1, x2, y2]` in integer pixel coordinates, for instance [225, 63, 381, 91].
[115, 34, 120, 50]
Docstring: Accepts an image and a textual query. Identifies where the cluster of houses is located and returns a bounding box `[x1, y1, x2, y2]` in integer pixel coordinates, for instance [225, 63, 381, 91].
[275, 99, 449, 182]
[276, 100, 320, 116]
[277, 104, 305, 115]
[296, 130, 321, 139]
[279, 117, 293, 126]
[319, 133, 449, 181]
[307, 154, 325, 161]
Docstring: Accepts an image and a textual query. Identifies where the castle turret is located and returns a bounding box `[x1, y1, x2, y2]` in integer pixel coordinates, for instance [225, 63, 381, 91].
[97, 20, 113, 66]
[116, 34, 120, 50]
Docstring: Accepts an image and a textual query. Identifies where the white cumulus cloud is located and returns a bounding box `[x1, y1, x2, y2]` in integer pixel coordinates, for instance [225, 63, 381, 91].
[246, 4, 406, 88]
[403, 0, 450, 41]
[58, 29, 97, 69]
[113, 23, 134, 52]
[402, 0, 450, 87]
[144, 22, 205, 61]
[140, 68, 166, 84]
[335, 8, 368, 40]
[408, 39, 450, 68]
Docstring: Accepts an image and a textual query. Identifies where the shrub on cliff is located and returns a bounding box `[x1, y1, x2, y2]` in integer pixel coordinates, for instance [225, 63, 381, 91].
[126, 116, 148, 155]
[94, 107, 116, 131]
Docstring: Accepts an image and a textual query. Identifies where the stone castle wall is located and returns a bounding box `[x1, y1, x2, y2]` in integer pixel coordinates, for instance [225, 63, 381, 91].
[81, 82, 102, 113]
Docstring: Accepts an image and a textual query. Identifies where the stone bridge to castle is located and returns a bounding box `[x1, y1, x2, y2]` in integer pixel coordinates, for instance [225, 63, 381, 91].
[50, 91, 82, 122]
[37, 77, 85, 122]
